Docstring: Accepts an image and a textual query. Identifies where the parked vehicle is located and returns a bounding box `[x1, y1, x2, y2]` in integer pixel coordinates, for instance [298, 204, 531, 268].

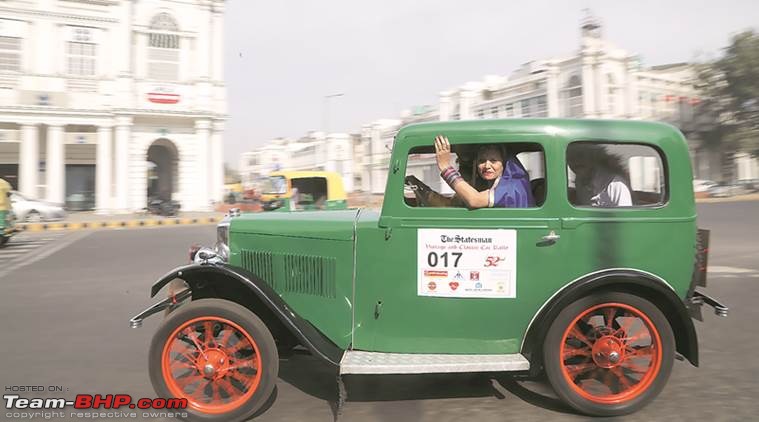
[146, 198, 181, 217]
[131, 119, 727, 421]
[1, 178, 16, 246]
[692, 179, 718, 193]
[259, 171, 347, 211]
[10, 191, 66, 222]
[65, 191, 96, 211]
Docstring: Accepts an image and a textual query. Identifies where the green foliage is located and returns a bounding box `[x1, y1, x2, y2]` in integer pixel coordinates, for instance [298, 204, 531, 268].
[698, 30, 759, 155]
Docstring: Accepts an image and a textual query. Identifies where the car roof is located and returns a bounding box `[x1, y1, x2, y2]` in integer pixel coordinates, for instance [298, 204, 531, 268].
[395, 118, 686, 150]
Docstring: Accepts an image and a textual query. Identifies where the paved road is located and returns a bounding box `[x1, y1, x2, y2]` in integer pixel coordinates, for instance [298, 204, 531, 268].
[1, 203, 757, 421]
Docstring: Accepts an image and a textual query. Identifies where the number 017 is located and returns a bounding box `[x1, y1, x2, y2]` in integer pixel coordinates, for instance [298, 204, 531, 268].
[427, 252, 462, 267]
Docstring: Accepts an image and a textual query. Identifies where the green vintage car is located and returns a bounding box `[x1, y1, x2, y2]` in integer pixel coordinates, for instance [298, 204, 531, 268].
[131, 119, 727, 421]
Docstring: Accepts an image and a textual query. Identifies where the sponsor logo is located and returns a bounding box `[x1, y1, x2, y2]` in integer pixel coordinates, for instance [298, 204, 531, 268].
[428, 281, 437, 291]
[454, 271, 464, 282]
[475, 282, 483, 289]
[470, 271, 480, 281]
[424, 270, 448, 277]
[439, 235, 493, 244]
[484, 256, 505, 267]
[449, 281, 459, 291]
[496, 282, 505, 292]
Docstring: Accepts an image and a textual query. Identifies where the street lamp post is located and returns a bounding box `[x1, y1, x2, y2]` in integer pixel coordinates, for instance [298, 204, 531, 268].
[323, 93, 344, 135]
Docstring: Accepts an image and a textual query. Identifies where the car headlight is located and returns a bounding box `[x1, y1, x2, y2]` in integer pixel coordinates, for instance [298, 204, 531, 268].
[214, 219, 230, 261]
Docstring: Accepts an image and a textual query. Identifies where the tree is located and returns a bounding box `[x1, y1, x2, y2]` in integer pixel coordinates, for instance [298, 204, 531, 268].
[697, 30, 759, 156]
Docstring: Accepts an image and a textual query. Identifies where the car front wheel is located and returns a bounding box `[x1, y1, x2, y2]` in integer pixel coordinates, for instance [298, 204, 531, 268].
[149, 299, 279, 422]
[543, 292, 674, 416]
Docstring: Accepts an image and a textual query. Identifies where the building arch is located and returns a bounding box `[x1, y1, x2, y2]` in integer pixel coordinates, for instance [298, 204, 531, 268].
[146, 138, 179, 202]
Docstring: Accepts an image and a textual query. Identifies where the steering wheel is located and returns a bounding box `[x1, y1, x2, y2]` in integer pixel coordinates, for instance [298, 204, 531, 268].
[404, 175, 431, 207]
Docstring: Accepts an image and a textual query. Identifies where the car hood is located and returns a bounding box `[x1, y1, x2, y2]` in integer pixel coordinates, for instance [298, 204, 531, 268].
[230, 209, 361, 241]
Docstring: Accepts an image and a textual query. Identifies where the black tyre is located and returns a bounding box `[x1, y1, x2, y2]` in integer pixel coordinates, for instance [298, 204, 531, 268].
[0, 236, 8, 247]
[542, 292, 675, 416]
[149, 299, 279, 422]
[25, 210, 41, 223]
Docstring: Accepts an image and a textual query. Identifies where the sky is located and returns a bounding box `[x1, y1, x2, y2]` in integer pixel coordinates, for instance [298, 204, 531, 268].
[222, 0, 759, 168]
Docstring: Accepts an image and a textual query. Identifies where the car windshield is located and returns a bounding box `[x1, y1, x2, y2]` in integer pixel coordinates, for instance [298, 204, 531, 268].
[262, 176, 287, 194]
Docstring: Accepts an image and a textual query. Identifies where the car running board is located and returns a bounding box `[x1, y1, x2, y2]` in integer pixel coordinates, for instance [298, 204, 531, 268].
[339, 351, 530, 375]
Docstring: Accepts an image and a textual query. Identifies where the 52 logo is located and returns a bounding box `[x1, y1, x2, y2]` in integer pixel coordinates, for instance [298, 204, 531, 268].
[484, 256, 505, 267]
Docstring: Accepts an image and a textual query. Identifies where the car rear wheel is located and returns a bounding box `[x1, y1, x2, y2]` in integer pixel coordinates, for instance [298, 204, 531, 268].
[543, 292, 674, 416]
[0, 236, 8, 246]
[25, 210, 41, 223]
[149, 299, 279, 422]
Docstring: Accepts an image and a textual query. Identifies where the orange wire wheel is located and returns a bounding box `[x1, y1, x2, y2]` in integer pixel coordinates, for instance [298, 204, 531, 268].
[559, 302, 662, 404]
[161, 316, 262, 414]
[543, 292, 674, 416]
[149, 299, 279, 421]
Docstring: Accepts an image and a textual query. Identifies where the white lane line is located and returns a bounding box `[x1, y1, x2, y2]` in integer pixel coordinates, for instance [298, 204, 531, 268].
[0, 231, 92, 279]
[707, 265, 759, 279]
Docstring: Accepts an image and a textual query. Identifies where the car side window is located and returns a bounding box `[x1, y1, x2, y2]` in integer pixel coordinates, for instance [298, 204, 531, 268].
[566, 142, 666, 208]
[404, 142, 546, 208]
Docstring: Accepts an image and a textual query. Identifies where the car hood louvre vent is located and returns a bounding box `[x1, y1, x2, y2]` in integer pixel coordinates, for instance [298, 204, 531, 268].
[241, 250, 336, 298]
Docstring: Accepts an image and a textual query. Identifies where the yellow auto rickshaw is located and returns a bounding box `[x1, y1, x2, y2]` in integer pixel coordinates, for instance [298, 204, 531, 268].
[259, 171, 348, 211]
[1, 178, 17, 246]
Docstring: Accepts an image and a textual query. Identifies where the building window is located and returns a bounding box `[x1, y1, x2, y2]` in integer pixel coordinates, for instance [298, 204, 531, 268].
[148, 12, 180, 81]
[491, 106, 499, 118]
[504, 103, 514, 117]
[67, 41, 96, 76]
[0, 36, 21, 72]
[520, 96, 547, 118]
[564, 74, 583, 117]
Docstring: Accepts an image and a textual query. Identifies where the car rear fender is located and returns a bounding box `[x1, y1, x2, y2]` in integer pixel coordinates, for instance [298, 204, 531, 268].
[520, 269, 698, 374]
[151, 263, 344, 367]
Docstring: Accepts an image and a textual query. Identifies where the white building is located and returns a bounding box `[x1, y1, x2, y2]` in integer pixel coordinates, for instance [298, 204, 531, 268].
[239, 132, 355, 192]
[0, 0, 226, 213]
[244, 13, 756, 194]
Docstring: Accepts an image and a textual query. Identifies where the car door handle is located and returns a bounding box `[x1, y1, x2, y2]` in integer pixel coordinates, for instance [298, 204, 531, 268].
[542, 231, 560, 242]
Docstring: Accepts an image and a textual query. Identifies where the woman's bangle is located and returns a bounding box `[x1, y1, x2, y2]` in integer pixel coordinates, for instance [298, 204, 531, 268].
[441, 166, 463, 187]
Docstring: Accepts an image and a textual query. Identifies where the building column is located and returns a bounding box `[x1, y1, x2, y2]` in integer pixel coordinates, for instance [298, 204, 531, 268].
[581, 56, 596, 118]
[96, 125, 113, 213]
[459, 90, 476, 120]
[46, 124, 65, 204]
[211, 121, 225, 203]
[19, 124, 39, 198]
[439, 91, 452, 121]
[211, 2, 225, 83]
[195, 119, 211, 211]
[546, 68, 560, 117]
[114, 116, 132, 212]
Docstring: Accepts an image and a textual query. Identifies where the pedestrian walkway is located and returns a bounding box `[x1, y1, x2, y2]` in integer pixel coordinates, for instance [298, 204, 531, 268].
[0, 231, 70, 278]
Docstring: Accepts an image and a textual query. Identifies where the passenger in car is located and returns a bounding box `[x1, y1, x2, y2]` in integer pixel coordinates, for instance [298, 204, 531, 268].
[567, 144, 633, 207]
[405, 136, 534, 209]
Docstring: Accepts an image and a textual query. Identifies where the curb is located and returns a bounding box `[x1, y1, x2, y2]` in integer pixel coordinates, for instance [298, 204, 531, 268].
[17, 217, 220, 233]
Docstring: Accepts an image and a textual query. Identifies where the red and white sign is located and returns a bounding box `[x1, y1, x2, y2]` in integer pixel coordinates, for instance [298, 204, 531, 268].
[147, 86, 180, 104]
[147, 92, 180, 104]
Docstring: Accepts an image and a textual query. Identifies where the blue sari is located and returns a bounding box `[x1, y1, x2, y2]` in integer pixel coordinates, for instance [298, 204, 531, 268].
[489, 156, 535, 208]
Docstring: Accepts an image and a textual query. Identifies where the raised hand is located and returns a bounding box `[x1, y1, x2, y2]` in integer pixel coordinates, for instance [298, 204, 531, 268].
[434, 135, 452, 172]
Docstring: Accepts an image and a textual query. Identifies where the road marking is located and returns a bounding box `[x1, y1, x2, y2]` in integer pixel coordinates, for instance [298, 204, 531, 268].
[708, 265, 759, 278]
[0, 231, 92, 279]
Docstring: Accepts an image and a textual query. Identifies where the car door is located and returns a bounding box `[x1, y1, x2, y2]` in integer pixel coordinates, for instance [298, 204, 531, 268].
[353, 136, 567, 355]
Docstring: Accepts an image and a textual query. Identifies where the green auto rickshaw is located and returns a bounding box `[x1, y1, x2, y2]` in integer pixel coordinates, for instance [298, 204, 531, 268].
[1, 178, 17, 246]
